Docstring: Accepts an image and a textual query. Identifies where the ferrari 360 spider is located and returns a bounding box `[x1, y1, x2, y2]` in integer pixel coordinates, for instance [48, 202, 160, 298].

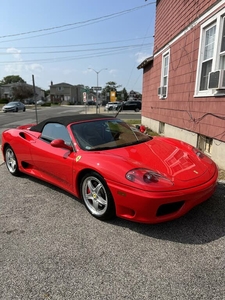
[1, 114, 218, 223]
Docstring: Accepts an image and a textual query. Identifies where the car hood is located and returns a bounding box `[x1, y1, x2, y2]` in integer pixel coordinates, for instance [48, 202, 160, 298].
[4, 103, 16, 107]
[100, 137, 216, 184]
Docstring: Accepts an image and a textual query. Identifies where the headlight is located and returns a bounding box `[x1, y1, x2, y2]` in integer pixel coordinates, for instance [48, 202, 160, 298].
[126, 168, 173, 187]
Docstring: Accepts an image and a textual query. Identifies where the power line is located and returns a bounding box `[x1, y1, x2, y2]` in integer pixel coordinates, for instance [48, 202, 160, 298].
[0, 2, 155, 40]
[0, 44, 151, 64]
[0, 43, 152, 55]
[0, 36, 153, 49]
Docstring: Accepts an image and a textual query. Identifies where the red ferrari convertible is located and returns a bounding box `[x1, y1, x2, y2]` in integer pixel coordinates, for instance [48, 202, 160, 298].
[1, 114, 218, 224]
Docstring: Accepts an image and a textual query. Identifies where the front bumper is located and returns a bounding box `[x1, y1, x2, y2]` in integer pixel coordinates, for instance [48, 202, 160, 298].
[2, 108, 16, 112]
[108, 170, 218, 224]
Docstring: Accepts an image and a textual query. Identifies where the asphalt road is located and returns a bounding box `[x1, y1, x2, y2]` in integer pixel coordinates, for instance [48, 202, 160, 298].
[0, 163, 224, 299]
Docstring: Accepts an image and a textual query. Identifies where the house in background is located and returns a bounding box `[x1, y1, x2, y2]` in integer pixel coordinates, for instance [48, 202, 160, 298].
[138, 0, 225, 169]
[50, 82, 84, 104]
[0, 83, 44, 101]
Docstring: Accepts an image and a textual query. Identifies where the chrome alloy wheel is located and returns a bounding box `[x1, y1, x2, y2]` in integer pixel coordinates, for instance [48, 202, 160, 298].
[82, 176, 108, 217]
[5, 146, 19, 175]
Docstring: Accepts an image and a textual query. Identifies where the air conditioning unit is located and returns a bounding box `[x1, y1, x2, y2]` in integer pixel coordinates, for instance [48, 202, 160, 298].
[208, 69, 225, 89]
[158, 86, 167, 98]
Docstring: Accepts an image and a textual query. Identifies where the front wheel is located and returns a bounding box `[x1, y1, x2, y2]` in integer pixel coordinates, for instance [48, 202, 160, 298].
[80, 172, 115, 221]
[5, 146, 21, 176]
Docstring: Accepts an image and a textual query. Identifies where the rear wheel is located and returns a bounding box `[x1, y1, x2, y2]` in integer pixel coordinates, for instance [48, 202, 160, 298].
[80, 171, 115, 221]
[5, 146, 21, 176]
[23, 107, 26, 112]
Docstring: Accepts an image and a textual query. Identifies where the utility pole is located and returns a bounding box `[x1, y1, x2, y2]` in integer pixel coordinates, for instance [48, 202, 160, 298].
[88, 68, 107, 113]
[32, 75, 38, 124]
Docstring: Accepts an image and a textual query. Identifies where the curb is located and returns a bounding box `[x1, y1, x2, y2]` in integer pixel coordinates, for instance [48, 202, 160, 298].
[218, 180, 225, 184]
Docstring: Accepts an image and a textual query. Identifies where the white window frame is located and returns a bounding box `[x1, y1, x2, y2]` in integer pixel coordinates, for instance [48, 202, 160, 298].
[160, 50, 170, 98]
[195, 7, 225, 97]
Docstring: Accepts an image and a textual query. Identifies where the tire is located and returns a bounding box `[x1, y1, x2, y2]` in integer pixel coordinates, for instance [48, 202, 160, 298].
[80, 171, 115, 221]
[23, 107, 26, 112]
[135, 108, 140, 112]
[5, 146, 21, 176]
[15, 107, 18, 112]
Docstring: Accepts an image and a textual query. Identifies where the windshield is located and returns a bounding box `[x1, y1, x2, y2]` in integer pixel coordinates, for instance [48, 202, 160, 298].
[7, 102, 18, 105]
[71, 119, 151, 151]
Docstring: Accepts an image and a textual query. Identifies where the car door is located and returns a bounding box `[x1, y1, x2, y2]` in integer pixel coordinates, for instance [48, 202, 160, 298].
[16, 102, 21, 111]
[123, 101, 133, 110]
[31, 123, 76, 191]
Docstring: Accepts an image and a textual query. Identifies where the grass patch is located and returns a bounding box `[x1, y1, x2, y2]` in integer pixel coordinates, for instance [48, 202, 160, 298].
[125, 119, 141, 125]
[146, 129, 159, 136]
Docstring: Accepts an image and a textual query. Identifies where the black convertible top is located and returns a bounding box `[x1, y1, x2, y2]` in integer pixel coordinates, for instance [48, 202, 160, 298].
[30, 114, 115, 132]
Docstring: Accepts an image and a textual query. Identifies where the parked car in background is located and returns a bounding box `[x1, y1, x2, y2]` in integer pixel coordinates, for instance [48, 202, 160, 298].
[104, 101, 122, 111]
[36, 100, 45, 106]
[24, 99, 35, 104]
[116, 100, 142, 112]
[2, 101, 26, 113]
[86, 100, 96, 106]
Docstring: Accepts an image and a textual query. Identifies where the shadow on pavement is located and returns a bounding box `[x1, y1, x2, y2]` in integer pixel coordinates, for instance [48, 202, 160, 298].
[109, 181, 225, 245]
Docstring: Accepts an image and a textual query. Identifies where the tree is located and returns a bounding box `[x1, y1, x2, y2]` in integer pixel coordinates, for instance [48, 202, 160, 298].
[44, 89, 50, 97]
[101, 81, 122, 99]
[104, 81, 122, 92]
[0, 75, 26, 85]
[11, 83, 33, 101]
[117, 88, 128, 101]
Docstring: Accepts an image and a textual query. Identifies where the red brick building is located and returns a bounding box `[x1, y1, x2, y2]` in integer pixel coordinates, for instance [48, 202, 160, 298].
[138, 0, 225, 169]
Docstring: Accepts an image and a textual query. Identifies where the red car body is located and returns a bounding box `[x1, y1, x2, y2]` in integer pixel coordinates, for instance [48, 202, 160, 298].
[1, 114, 218, 224]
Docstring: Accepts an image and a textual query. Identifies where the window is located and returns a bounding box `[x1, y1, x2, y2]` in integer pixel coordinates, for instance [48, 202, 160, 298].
[200, 24, 216, 91]
[41, 123, 71, 144]
[159, 122, 165, 134]
[163, 54, 169, 87]
[159, 51, 170, 98]
[196, 9, 225, 95]
[197, 135, 213, 155]
[220, 17, 225, 69]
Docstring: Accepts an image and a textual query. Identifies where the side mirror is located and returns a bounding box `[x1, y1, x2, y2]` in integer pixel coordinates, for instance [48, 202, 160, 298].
[51, 139, 73, 152]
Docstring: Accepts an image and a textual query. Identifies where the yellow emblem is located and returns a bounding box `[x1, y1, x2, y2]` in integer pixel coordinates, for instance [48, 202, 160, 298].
[76, 155, 82, 162]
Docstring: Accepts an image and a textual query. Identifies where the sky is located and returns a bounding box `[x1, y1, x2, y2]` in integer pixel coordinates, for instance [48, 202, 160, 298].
[0, 1, 156, 93]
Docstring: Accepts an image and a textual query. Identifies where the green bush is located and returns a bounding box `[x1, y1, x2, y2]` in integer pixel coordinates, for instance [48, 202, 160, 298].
[0, 98, 9, 104]
[41, 102, 51, 107]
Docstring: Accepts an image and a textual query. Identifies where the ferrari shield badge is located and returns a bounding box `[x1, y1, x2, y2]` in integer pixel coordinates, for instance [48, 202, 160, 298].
[76, 155, 82, 162]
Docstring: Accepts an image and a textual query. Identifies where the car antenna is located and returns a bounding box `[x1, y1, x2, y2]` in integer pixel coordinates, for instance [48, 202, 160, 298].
[114, 102, 124, 118]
